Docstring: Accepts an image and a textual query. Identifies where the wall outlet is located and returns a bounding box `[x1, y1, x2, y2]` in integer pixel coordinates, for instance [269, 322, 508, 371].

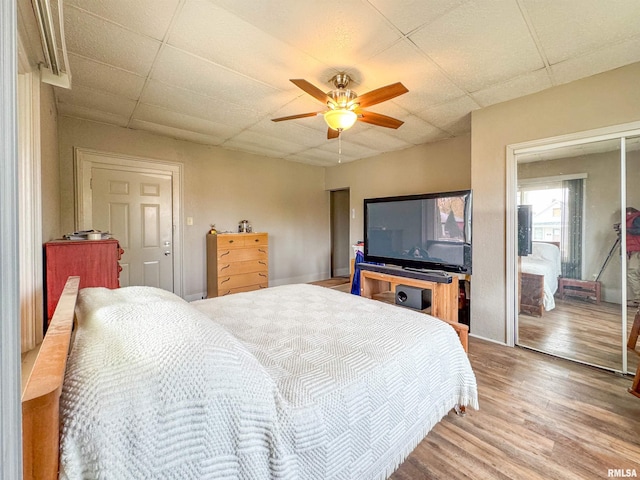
[186, 216, 193, 226]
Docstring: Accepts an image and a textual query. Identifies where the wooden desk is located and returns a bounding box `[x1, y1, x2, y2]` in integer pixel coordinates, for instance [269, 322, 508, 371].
[359, 269, 459, 323]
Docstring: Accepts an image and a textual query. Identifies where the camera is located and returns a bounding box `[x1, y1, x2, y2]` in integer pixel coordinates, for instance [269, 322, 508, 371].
[614, 223, 621, 235]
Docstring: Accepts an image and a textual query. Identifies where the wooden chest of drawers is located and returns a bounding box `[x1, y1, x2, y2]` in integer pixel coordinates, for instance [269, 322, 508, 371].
[206, 233, 268, 297]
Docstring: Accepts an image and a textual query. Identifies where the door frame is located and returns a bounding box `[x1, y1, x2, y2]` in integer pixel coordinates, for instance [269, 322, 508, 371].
[74, 148, 184, 297]
[506, 120, 640, 373]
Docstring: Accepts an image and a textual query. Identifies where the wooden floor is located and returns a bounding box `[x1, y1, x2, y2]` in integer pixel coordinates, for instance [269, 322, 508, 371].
[312, 278, 640, 479]
[391, 337, 640, 480]
[519, 298, 640, 374]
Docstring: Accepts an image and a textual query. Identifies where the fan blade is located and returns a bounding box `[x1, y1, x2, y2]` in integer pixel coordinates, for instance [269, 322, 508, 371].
[327, 127, 339, 139]
[271, 112, 321, 122]
[290, 79, 331, 105]
[357, 110, 404, 129]
[354, 82, 408, 108]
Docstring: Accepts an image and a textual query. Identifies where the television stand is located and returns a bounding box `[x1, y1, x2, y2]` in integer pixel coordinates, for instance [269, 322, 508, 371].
[358, 264, 459, 322]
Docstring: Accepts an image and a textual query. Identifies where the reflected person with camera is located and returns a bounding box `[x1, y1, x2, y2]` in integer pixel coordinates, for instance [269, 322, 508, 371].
[624, 207, 640, 307]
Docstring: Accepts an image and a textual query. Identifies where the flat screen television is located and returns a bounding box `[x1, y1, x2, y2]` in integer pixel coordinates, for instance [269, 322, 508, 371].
[364, 189, 472, 274]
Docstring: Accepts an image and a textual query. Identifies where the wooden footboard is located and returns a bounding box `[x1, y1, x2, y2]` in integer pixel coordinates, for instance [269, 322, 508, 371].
[22, 276, 80, 480]
[520, 272, 545, 317]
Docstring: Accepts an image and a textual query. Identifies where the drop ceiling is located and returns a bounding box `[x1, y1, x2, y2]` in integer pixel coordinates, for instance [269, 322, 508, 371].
[42, 0, 640, 166]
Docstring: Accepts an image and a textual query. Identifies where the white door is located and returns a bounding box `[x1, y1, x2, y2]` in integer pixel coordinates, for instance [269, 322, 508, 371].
[91, 167, 174, 290]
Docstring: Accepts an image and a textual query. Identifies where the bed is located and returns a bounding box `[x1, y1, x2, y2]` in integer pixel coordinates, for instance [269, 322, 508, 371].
[519, 241, 562, 316]
[22, 277, 478, 480]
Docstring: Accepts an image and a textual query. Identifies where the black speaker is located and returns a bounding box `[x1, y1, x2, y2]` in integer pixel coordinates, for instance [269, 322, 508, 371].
[395, 285, 431, 310]
[517, 205, 533, 256]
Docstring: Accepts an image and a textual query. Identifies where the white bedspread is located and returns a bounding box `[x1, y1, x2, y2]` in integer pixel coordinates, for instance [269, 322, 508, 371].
[60, 284, 478, 480]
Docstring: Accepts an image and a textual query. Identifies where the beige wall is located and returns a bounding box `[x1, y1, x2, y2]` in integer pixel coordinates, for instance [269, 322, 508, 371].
[39, 82, 60, 241]
[57, 117, 330, 299]
[325, 135, 471, 250]
[471, 62, 640, 343]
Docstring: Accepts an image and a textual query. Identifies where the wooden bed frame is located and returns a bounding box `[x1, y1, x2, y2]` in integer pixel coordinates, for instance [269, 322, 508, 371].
[22, 276, 80, 480]
[20, 275, 471, 478]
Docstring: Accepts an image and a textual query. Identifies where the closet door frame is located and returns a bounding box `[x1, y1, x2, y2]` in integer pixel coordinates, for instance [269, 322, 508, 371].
[506, 121, 640, 374]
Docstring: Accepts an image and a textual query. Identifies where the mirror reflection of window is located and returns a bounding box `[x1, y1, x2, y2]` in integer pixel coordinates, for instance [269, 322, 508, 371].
[437, 196, 465, 241]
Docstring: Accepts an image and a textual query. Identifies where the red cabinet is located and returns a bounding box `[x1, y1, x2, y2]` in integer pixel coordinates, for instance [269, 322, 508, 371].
[44, 239, 122, 322]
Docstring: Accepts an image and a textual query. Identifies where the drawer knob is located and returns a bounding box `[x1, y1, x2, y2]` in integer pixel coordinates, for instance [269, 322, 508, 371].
[221, 264, 230, 271]
[221, 278, 230, 284]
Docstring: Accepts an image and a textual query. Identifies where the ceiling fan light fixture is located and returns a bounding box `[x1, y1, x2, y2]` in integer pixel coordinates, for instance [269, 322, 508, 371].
[324, 109, 357, 131]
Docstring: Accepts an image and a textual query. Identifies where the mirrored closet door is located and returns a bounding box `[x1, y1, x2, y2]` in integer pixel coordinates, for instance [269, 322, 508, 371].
[515, 134, 639, 374]
[626, 135, 640, 375]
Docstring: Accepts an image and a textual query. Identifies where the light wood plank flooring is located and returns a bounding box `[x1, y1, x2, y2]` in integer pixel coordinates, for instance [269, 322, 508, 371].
[519, 298, 640, 374]
[312, 278, 640, 479]
[391, 337, 640, 480]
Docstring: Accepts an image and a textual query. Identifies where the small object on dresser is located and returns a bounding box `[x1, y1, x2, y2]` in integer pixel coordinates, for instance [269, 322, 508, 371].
[209, 224, 217, 235]
[63, 229, 111, 241]
[238, 220, 250, 233]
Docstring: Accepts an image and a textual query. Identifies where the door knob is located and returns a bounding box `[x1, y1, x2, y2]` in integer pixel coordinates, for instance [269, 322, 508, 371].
[164, 250, 171, 256]
[164, 241, 171, 246]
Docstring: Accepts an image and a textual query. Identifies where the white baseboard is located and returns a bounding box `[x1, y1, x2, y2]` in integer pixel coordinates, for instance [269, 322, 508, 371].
[469, 333, 508, 346]
[185, 292, 206, 302]
[334, 267, 350, 277]
[271, 272, 332, 286]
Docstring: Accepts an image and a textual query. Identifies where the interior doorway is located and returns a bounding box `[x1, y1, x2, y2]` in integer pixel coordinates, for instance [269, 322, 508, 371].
[75, 148, 183, 297]
[330, 189, 350, 278]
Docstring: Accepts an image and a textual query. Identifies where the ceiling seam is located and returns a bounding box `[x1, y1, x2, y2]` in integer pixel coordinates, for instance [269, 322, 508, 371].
[514, 0, 555, 85]
[126, 0, 187, 129]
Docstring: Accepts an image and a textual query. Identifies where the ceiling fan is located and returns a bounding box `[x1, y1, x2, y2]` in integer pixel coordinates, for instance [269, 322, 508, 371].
[271, 73, 408, 139]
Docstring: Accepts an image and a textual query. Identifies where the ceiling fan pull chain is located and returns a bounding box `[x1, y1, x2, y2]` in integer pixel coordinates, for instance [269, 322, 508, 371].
[338, 134, 342, 164]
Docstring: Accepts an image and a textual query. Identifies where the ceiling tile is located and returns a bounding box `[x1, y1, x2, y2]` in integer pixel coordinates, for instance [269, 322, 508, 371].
[357, 40, 466, 111]
[207, 0, 402, 66]
[64, 53, 146, 99]
[317, 138, 380, 161]
[471, 69, 552, 107]
[285, 149, 346, 167]
[222, 129, 308, 155]
[151, 46, 290, 112]
[522, 0, 640, 64]
[169, 0, 329, 90]
[57, 103, 130, 127]
[416, 95, 479, 133]
[409, 0, 544, 92]
[221, 141, 297, 160]
[249, 119, 328, 149]
[133, 103, 239, 139]
[65, 0, 180, 40]
[56, 84, 137, 117]
[392, 115, 450, 145]
[347, 127, 412, 152]
[141, 81, 263, 128]
[367, 0, 469, 35]
[129, 119, 225, 145]
[551, 36, 640, 86]
[64, 6, 162, 75]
